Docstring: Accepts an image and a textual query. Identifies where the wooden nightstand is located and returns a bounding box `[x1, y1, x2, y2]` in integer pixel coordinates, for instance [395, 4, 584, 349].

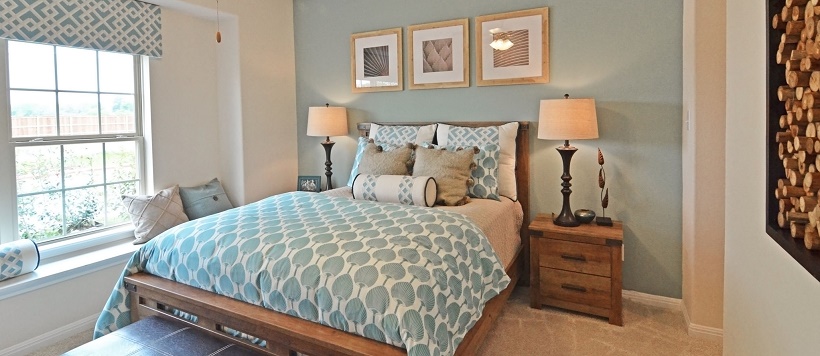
[529, 213, 624, 326]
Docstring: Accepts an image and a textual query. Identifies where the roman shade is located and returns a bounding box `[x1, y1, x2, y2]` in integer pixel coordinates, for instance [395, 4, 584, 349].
[0, 0, 163, 57]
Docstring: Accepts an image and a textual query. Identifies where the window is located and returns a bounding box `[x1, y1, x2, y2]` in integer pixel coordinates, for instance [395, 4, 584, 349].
[3, 40, 145, 244]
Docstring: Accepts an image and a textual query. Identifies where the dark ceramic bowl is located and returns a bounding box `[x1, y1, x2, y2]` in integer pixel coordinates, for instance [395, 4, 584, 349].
[574, 209, 596, 224]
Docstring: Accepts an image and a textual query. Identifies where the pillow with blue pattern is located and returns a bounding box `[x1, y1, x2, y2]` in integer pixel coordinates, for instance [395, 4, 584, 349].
[423, 142, 500, 201]
[437, 122, 518, 201]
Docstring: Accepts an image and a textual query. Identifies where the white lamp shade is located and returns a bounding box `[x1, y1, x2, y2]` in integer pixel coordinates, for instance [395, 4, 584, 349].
[537, 98, 599, 140]
[307, 106, 348, 137]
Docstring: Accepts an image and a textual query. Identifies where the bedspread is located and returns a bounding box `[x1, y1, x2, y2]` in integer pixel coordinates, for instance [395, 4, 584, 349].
[94, 191, 510, 356]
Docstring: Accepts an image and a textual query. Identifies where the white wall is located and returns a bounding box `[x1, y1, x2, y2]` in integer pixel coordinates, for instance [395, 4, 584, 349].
[0, 0, 296, 353]
[724, 0, 820, 354]
[681, 0, 725, 332]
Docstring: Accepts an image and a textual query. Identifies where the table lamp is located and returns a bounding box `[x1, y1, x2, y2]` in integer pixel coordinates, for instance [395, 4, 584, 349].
[538, 94, 599, 227]
[307, 104, 348, 191]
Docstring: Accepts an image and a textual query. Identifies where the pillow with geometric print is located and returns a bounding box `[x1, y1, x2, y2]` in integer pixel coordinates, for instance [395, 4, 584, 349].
[122, 185, 189, 244]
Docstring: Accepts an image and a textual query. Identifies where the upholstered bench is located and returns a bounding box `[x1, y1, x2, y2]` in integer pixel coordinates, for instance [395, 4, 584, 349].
[65, 316, 262, 355]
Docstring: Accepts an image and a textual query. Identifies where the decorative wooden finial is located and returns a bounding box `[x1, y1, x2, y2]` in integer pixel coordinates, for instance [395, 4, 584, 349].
[215, 0, 222, 43]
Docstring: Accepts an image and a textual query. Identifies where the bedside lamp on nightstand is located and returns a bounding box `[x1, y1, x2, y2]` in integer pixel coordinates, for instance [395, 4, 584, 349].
[307, 104, 348, 191]
[538, 94, 599, 227]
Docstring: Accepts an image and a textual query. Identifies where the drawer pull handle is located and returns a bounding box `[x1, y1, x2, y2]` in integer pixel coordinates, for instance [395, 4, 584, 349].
[560, 253, 587, 262]
[561, 284, 587, 293]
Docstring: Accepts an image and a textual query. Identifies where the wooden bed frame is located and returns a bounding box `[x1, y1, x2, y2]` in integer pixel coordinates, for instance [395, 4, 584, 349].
[123, 121, 530, 356]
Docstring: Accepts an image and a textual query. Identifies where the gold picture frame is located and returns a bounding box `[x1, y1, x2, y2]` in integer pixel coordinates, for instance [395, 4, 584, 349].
[408, 18, 469, 90]
[475, 7, 549, 86]
[350, 28, 403, 93]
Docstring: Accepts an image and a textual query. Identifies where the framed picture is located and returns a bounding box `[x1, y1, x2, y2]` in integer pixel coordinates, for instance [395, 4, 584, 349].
[297, 176, 321, 192]
[350, 28, 403, 93]
[475, 7, 549, 86]
[408, 18, 469, 90]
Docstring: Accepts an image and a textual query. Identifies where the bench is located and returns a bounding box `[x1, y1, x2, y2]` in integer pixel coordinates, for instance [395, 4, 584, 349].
[66, 316, 263, 355]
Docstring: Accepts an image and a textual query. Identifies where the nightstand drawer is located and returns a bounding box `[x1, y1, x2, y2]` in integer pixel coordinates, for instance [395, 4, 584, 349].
[540, 267, 611, 309]
[539, 239, 611, 277]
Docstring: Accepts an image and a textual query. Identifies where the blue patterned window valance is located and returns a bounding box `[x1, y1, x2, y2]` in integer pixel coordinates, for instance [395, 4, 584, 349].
[0, 0, 162, 57]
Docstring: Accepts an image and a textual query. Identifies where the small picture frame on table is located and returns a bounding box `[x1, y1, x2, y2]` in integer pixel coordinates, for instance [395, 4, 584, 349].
[298, 176, 321, 192]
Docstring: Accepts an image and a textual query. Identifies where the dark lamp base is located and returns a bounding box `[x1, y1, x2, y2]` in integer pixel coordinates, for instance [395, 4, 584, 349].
[596, 217, 613, 226]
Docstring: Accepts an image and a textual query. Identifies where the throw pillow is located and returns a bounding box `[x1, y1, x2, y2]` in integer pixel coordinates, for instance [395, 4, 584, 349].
[179, 178, 234, 220]
[347, 137, 404, 187]
[413, 146, 477, 206]
[370, 123, 437, 145]
[122, 185, 189, 244]
[357, 142, 415, 176]
[437, 122, 519, 200]
[351, 174, 437, 207]
[425, 142, 500, 201]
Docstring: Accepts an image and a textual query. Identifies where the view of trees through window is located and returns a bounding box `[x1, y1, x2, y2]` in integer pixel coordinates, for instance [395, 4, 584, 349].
[8, 41, 142, 242]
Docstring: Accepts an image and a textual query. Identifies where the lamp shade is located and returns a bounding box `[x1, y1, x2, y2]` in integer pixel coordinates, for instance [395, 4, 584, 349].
[307, 106, 348, 137]
[537, 98, 599, 140]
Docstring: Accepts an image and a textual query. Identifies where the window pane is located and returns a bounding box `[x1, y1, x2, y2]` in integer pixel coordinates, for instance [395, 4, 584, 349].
[98, 51, 134, 94]
[16, 145, 62, 194]
[105, 141, 138, 182]
[64, 143, 104, 189]
[56, 46, 98, 92]
[58, 92, 100, 136]
[18, 192, 63, 241]
[8, 41, 55, 90]
[106, 182, 137, 226]
[10, 90, 57, 138]
[100, 94, 136, 134]
[65, 187, 105, 235]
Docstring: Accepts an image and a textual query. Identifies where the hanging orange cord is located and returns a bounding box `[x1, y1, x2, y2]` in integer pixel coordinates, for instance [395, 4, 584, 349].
[215, 0, 222, 43]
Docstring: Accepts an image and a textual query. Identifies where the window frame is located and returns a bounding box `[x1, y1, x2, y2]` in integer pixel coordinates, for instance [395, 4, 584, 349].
[0, 39, 148, 248]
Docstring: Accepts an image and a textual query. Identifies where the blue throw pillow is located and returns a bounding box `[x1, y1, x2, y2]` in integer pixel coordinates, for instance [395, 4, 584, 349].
[179, 178, 234, 220]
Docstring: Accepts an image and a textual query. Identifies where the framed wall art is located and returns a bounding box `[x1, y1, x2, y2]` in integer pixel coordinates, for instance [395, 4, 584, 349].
[475, 7, 549, 86]
[408, 18, 469, 90]
[350, 28, 403, 93]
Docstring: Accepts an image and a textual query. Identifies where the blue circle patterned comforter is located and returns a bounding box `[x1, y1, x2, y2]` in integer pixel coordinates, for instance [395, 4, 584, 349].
[94, 191, 510, 356]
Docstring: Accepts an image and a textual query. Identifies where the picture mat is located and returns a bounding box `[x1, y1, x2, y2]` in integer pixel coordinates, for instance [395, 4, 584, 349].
[480, 14, 543, 80]
[412, 25, 465, 84]
[354, 34, 399, 88]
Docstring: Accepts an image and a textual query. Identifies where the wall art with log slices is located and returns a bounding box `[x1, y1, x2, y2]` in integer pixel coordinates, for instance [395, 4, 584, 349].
[767, 0, 820, 282]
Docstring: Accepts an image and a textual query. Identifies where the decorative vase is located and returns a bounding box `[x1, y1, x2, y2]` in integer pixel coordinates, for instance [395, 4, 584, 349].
[574, 209, 596, 224]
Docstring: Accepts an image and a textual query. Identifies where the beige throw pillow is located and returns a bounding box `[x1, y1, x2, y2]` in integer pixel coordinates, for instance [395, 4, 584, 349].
[357, 142, 414, 176]
[122, 185, 189, 244]
[413, 146, 477, 206]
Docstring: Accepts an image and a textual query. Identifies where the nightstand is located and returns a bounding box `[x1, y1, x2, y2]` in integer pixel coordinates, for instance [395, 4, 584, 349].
[529, 213, 624, 326]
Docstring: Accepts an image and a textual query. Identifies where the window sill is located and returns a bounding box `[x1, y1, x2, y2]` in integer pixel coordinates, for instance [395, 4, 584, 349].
[0, 235, 139, 301]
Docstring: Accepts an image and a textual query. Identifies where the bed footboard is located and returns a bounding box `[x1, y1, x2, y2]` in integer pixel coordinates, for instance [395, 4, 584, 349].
[124, 248, 522, 356]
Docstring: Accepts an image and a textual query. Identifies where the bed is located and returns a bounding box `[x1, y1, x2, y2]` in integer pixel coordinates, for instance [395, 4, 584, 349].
[95, 121, 531, 356]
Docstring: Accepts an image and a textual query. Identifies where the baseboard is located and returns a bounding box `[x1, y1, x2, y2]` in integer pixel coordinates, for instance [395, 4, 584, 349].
[681, 302, 724, 342]
[0, 314, 96, 356]
[622, 289, 682, 311]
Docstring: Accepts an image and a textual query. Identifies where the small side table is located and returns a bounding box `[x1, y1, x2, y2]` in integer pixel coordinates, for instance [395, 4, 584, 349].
[529, 213, 624, 326]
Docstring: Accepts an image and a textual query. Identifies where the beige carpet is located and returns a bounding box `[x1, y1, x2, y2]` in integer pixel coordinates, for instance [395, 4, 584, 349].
[28, 287, 721, 356]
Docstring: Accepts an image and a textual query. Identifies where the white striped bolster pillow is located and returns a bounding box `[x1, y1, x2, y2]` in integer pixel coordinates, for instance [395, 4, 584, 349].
[352, 174, 437, 207]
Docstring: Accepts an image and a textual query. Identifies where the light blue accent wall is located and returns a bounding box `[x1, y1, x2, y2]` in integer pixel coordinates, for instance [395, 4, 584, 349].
[294, 0, 683, 298]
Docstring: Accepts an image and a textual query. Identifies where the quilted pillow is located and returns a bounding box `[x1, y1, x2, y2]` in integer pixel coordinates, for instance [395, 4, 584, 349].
[413, 146, 477, 206]
[122, 185, 189, 244]
[347, 137, 404, 187]
[370, 123, 437, 145]
[357, 142, 415, 176]
[179, 178, 234, 220]
[437, 122, 519, 200]
[352, 174, 437, 207]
